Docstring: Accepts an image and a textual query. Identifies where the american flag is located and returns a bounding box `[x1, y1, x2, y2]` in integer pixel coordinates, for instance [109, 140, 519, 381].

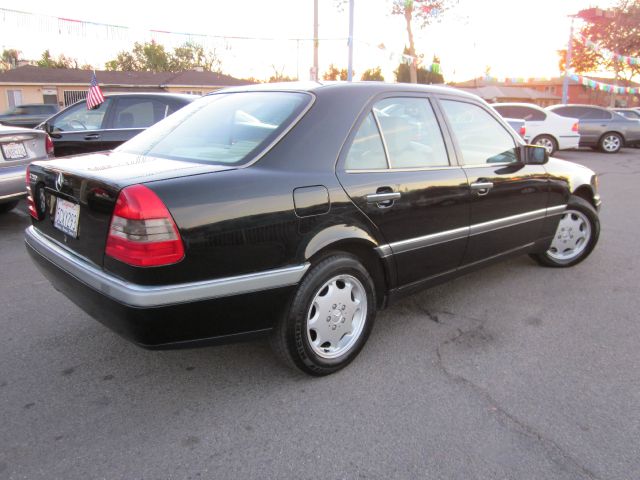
[86, 72, 105, 110]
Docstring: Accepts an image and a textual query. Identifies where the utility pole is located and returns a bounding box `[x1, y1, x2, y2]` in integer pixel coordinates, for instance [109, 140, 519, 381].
[347, 0, 354, 81]
[312, 0, 319, 81]
[562, 16, 575, 104]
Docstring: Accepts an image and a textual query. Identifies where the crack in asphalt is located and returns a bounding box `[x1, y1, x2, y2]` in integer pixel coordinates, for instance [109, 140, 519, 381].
[434, 314, 603, 480]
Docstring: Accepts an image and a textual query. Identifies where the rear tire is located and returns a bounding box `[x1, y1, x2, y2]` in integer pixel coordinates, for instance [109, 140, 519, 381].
[271, 254, 376, 376]
[530, 195, 599, 267]
[0, 200, 19, 214]
[599, 132, 623, 153]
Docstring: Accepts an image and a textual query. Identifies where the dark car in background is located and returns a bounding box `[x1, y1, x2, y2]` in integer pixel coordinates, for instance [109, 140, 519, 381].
[0, 104, 59, 128]
[547, 104, 640, 153]
[25, 83, 601, 376]
[612, 108, 640, 120]
[37, 93, 197, 157]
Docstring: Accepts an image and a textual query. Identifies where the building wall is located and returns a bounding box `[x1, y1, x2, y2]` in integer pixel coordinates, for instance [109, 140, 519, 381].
[0, 85, 47, 111]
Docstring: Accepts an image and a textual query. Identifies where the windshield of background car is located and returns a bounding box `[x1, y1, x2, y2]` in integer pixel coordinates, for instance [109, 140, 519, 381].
[118, 92, 312, 166]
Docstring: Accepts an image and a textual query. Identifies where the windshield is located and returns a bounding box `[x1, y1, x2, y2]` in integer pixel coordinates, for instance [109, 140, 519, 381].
[118, 91, 312, 166]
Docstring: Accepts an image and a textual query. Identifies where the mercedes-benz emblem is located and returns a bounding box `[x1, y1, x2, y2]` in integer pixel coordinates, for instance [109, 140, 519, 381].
[55, 172, 64, 191]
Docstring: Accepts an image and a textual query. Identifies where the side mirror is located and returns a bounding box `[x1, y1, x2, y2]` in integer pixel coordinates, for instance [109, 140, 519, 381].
[522, 145, 549, 165]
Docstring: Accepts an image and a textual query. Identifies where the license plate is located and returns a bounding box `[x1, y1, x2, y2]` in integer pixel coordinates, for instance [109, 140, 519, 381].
[1, 142, 27, 160]
[54, 198, 80, 238]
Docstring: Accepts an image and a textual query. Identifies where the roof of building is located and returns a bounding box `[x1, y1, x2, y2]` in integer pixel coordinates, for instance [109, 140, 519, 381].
[454, 85, 561, 101]
[0, 65, 250, 87]
[455, 76, 640, 88]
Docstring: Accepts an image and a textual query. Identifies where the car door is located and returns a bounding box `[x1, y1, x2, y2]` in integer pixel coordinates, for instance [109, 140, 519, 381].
[336, 95, 470, 287]
[437, 96, 549, 266]
[100, 96, 180, 150]
[48, 99, 113, 157]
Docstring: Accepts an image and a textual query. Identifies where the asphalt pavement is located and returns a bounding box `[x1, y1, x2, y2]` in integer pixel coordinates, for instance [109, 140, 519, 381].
[1, 148, 638, 480]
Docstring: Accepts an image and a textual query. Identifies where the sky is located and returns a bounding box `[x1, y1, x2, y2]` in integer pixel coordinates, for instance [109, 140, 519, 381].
[0, 0, 618, 82]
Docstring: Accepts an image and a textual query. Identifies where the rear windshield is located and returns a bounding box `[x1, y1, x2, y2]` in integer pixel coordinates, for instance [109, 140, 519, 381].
[118, 91, 312, 166]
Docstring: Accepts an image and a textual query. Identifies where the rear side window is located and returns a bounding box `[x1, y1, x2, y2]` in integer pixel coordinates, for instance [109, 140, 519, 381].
[119, 92, 311, 166]
[345, 113, 387, 170]
[112, 98, 170, 129]
[495, 105, 546, 121]
[583, 108, 612, 120]
[441, 100, 518, 165]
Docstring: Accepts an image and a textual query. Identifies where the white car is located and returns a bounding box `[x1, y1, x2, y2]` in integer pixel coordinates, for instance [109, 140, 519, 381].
[492, 103, 580, 154]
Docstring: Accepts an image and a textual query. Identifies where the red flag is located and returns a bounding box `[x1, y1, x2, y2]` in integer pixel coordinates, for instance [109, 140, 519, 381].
[87, 72, 105, 109]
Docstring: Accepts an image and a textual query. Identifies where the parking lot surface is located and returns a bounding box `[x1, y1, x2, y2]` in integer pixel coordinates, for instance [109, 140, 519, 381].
[1, 149, 638, 480]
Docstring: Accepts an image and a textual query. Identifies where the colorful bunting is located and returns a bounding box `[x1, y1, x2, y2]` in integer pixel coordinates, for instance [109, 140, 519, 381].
[575, 33, 640, 66]
[568, 70, 638, 95]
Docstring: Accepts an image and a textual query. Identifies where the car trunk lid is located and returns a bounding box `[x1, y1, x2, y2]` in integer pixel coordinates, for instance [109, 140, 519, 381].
[28, 151, 234, 268]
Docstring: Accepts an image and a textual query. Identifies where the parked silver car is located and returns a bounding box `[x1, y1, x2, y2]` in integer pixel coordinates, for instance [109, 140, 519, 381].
[0, 125, 53, 213]
[547, 104, 640, 153]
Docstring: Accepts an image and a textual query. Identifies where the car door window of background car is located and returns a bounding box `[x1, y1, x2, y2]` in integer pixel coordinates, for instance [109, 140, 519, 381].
[440, 100, 518, 165]
[344, 112, 388, 170]
[583, 108, 612, 120]
[50, 99, 111, 132]
[112, 98, 168, 129]
[372, 97, 449, 168]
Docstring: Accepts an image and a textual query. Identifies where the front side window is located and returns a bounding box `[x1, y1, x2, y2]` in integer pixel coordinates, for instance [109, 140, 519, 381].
[50, 99, 111, 132]
[441, 100, 518, 165]
[119, 92, 311, 166]
[583, 108, 612, 120]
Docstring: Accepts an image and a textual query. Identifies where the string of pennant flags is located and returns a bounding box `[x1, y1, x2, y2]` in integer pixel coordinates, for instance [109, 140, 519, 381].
[567, 70, 639, 94]
[575, 33, 640, 66]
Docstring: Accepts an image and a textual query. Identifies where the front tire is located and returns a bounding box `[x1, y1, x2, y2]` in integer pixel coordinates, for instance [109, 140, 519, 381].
[271, 254, 377, 376]
[599, 132, 623, 153]
[533, 135, 557, 155]
[530, 196, 599, 267]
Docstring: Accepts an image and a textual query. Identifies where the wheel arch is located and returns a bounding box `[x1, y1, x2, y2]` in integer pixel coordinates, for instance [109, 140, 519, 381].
[303, 230, 392, 308]
[573, 185, 597, 209]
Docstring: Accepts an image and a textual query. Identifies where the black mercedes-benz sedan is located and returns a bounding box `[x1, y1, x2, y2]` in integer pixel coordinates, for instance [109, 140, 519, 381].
[25, 82, 601, 375]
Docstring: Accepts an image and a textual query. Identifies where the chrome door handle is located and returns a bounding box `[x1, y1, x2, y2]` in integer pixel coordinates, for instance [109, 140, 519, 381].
[366, 192, 401, 204]
[470, 181, 494, 195]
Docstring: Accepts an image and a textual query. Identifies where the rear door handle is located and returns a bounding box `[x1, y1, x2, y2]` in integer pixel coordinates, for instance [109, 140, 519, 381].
[470, 181, 494, 196]
[366, 191, 401, 208]
[84, 134, 101, 140]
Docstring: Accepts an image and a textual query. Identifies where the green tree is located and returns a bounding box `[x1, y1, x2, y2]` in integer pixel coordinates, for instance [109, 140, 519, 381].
[361, 67, 385, 81]
[323, 64, 349, 80]
[394, 62, 444, 84]
[391, 0, 456, 83]
[106, 41, 222, 73]
[267, 65, 296, 82]
[1, 49, 21, 71]
[564, 0, 640, 81]
[36, 50, 78, 69]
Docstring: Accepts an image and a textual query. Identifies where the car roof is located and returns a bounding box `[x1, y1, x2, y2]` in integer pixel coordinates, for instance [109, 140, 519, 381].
[492, 102, 544, 110]
[213, 81, 481, 101]
[100, 92, 199, 100]
[14, 103, 58, 108]
[547, 104, 608, 110]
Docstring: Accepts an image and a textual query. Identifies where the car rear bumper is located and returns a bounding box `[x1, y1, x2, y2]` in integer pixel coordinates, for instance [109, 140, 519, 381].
[557, 135, 580, 150]
[25, 226, 304, 348]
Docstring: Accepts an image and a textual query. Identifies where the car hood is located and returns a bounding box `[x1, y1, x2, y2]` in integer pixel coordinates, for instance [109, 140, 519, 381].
[32, 150, 236, 187]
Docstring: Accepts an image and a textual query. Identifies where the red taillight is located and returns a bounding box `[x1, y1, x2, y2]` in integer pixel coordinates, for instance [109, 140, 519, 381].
[45, 135, 54, 157]
[520, 125, 526, 137]
[105, 184, 184, 267]
[26, 165, 38, 220]
[572, 121, 579, 133]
